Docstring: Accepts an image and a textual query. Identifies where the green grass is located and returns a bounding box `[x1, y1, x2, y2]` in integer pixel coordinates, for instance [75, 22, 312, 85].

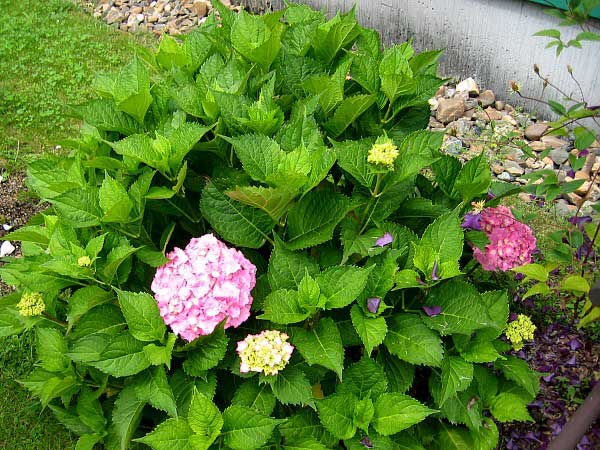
[0, 0, 154, 171]
[0, 1, 154, 447]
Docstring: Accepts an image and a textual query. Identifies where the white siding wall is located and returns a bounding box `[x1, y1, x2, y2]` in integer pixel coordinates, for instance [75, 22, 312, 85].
[242, 0, 600, 120]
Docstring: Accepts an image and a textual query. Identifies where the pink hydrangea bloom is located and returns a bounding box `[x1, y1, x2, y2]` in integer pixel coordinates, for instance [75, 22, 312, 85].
[151, 234, 256, 341]
[473, 206, 536, 272]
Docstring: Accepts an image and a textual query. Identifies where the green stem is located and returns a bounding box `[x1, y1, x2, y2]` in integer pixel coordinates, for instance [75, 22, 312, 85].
[42, 313, 67, 328]
[360, 173, 384, 234]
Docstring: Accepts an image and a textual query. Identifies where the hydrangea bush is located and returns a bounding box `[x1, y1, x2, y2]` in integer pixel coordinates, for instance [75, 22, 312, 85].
[0, 3, 542, 449]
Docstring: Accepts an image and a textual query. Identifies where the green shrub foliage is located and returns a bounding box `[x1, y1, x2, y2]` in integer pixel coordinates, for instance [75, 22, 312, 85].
[0, 3, 539, 449]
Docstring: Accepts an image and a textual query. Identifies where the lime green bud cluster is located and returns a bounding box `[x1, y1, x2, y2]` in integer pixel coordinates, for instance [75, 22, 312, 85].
[237, 330, 294, 376]
[505, 314, 536, 351]
[367, 139, 399, 169]
[78, 256, 92, 267]
[17, 292, 45, 317]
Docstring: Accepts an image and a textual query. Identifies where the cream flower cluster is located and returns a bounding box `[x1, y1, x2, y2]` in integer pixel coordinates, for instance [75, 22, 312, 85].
[237, 330, 294, 376]
[17, 292, 45, 317]
[505, 314, 536, 351]
[367, 138, 399, 169]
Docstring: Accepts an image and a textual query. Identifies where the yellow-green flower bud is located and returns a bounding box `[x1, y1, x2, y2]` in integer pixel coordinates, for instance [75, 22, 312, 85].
[17, 292, 45, 317]
[367, 138, 399, 169]
[504, 314, 536, 351]
[78, 255, 92, 267]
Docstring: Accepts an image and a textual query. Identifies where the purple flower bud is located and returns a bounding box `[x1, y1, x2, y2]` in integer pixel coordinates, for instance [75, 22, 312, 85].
[515, 272, 525, 281]
[509, 312, 518, 321]
[367, 298, 381, 314]
[461, 213, 482, 230]
[360, 436, 373, 448]
[487, 190, 496, 200]
[569, 338, 582, 351]
[431, 261, 439, 280]
[543, 373, 555, 383]
[566, 355, 577, 366]
[579, 149, 589, 157]
[423, 305, 442, 317]
[375, 232, 393, 247]
[567, 169, 576, 178]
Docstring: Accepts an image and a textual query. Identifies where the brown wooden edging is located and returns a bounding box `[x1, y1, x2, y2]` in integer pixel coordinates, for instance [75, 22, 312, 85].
[547, 381, 600, 450]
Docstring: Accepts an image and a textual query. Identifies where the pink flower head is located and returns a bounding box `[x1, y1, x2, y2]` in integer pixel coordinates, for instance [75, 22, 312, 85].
[151, 234, 257, 341]
[473, 206, 536, 272]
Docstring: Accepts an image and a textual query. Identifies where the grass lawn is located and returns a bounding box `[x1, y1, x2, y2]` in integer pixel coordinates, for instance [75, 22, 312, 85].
[0, 0, 153, 171]
[0, 1, 153, 448]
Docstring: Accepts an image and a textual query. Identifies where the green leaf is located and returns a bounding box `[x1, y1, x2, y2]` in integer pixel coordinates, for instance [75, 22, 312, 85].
[232, 379, 276, 416]
[231, 10, 282, 69]
[533, 28, 561, 38]
[112, 56, 153, 124]
[453, 334, 503, 363]
[69, 304, 125, 342]
[259, 289, 309, 324]
[106, 385, 145, 450]
[440, 356, 474, 406]
[286, 190, 351, 250]
[200, 180, 276, 249]
[312, 10, 360, 63]
[267, 243, 320, 291]
[424, 281, 491, 335]
[437, 423, 474, 449]
[65, 289, 114, 332]
[156, 35, 190, 69]
[494, 356, 540, 399]
[188, 388, 223, 445]
[75, 434, 102, 450]
[268, 365, 313, 406]
[471, 418, 499, 450]
[316, 265, 371, 309]
[376, 350, 414, 394]
[337, 357, 388, 400]
[413, 211, 463, 281]
[89, 333, 151, 377]
[226, 185, 297, 221]
[512, 263, 549, 282]
[560, 275, 590, 294]
[324, 94, 376, 137]
[332, 138, 375, 189]
[279, 409, 337, 448]
[297, 272, 321, 312]
[293, 318, 344, 379]
[379, 43, 415, 103]
[143, 333, 176, 368]
[134, 366, 178, 418]
[490, 393, 533, 422]
[385, 314, 443, 367]
[182, 323, 228, 376]
[52, 188, 102, 228]
[353, 397, 374, 432]
[372, 393, 435, 436]
[455, 152, 491, 201]
[117, 290, 166, 342]
[225, 134, 287, 185]
[20, 369, 78, 408]
[109, 134, 170, 174]
[390, 130, 442, 184]
[72, 99, 144, 135]
[283, 439, 329, 450]
[135, 417, 195, 450]
[316, 393, 358, 439]
[350, 305, 387, 355]
[222, 405, 281, 450]
[36, 328, 70, 373]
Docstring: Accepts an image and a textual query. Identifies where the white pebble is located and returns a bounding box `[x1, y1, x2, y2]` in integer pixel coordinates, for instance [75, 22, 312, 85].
[2, 224, 13, 231]
[0, 241, 16, 257]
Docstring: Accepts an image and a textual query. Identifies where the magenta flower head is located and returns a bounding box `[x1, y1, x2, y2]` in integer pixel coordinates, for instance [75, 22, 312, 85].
[151, 234, 257, 341]
[473, 206, 536, 272]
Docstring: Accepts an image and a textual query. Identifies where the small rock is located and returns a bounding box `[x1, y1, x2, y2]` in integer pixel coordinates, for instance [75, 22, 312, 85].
[2, 224, 13, 231]
[574, 170, 589, 181]
[441, 136, 464, 156]
[529, 141, 548, 152]
[436, 97, 465, 124]
[495, 100, 505, 110]
[191, 0, 209, 17]
[105, 7, 125, 24]
[504, 160, 525, 176]
[131, 6, 143, 14]
[502, 115, 518, 126]
[518, 192, 532, 203]
[478, 89, 495, 107]
[492, 164, 505, 175]
[136, 13, 145, 22]
[541, 135, 569, 149]
[497, 172, 513, 182]
[474, 107, 503, 122]
[446, 119, 472, 137]
[566, 192, 583, 206]
[428, 98, 439, 111]
[456, 77, 479, 95]
[0, 241, 15, 257]
[525, 122, 549, 141]
[550, 148, 569, 165]
[555, 199, 576, 216]
[428, 117, 444, 128]
[575, 181, 591, 196]
[464, 98, 478, 111]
